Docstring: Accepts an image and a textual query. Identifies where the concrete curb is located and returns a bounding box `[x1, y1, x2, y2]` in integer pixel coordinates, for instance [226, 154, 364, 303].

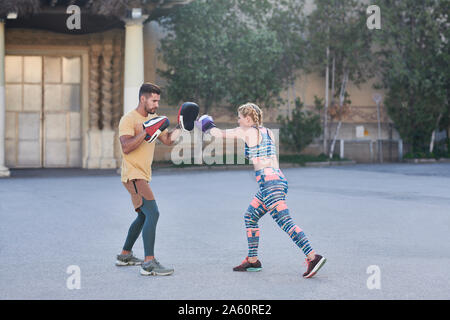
[152, 160, 357, 173]
[303, 160, 357, 167]
[403, 158, 450, 164]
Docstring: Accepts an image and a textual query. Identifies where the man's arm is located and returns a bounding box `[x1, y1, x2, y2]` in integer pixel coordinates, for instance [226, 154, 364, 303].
[120, 123, 146, 154]
[158, 125, 182, 146]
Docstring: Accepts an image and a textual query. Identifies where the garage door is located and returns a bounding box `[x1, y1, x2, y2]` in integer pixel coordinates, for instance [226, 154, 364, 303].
[5, 55, 82, 168]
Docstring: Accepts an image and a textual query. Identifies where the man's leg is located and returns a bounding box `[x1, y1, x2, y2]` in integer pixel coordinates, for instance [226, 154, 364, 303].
[122, 209, 146, 253]
[139, 198, 174, 276]
[139, 198, 160, 261]
[116, 209, 146, 266]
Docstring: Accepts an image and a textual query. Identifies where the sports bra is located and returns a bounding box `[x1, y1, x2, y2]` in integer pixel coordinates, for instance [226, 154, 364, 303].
[244, 127, 277, 160]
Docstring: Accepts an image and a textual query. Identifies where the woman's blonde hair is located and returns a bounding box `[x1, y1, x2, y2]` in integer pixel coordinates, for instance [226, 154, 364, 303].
[238, 102, 263, 127]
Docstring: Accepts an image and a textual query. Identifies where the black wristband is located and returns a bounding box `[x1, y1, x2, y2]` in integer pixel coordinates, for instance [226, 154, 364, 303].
[205, 122, 216, 131]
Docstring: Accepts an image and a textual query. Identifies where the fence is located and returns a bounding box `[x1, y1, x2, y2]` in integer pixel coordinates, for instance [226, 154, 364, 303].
[337, 139, 403, 163]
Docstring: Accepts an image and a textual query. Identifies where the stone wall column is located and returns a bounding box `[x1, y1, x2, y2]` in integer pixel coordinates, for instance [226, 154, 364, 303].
[123, 16, 148, 115]
[0, 20, 10, 177]
[113, 34, 124, 168]
[85, 42, 102, 168]
[99, 38, 117, 168]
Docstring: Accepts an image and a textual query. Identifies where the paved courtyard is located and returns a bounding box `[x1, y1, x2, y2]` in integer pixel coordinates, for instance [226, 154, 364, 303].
[1, 163, 449, 300]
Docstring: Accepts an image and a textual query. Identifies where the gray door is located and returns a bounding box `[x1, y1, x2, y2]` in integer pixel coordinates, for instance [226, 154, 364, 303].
[5, 55, 82, 168]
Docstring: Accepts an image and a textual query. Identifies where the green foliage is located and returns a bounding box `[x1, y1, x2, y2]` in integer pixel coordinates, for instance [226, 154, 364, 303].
[225, 30, 284, 108]
[375, 0, 449, 153]
[157, 0, 307, 112]
[306, 0, 374, 87]
[157, 0, 236, 112]
[277, 98, 322, 153]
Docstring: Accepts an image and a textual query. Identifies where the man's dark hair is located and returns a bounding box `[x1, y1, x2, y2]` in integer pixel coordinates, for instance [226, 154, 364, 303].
[139, 83, 161, 99]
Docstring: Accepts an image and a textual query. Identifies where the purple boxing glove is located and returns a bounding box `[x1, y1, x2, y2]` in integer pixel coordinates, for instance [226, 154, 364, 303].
[195, 114, 216, 133]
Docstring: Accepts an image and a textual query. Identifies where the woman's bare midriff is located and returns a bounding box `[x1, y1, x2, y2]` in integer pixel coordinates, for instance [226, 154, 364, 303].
[251, 156, 279, 171]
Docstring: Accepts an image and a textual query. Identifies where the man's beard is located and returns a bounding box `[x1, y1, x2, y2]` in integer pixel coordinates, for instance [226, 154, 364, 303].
[146, 107, 156, 114]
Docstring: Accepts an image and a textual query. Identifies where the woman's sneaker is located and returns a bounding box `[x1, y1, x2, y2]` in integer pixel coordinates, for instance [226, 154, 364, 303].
[140, 259, 174, 276]
[233, 257, 262, 272]
[115, 251, 143, 266]
[303, 254, 326, 278]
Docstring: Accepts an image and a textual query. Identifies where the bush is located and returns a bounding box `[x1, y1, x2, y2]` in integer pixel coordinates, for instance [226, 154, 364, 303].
[404, 138, 450, 159]
[277, 98, 322, 153]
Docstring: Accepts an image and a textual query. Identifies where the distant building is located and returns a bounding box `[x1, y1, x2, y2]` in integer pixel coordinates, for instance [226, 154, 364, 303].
[0, 0, 191, 176]
[0, 1, 410, 176]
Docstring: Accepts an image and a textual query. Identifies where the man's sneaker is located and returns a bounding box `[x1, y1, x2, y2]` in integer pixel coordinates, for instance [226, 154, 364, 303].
[140, 259, 174, 276]
[115, 251, 143, 266]
[233, 257, 262, 272]
[303, 254, 326, 278]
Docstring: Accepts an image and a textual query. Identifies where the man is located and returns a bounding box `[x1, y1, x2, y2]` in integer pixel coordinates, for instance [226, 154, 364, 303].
[116, 83, 181, 276]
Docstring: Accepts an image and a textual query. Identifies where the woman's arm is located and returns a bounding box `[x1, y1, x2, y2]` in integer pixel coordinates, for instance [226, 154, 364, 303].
[210, 127, 244, 140]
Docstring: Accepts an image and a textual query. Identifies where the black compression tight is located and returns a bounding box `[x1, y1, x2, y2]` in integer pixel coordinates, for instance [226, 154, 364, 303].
[123, 199, 160, 257]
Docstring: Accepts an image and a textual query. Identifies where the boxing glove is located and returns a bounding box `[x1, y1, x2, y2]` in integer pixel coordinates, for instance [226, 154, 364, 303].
[178, 102, 199, 131]
[195, 115, 216, 133]
[143, 116, 170, 143]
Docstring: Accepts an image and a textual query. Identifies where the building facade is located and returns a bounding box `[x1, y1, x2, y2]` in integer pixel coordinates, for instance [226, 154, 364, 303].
[0, 0, 409, 176]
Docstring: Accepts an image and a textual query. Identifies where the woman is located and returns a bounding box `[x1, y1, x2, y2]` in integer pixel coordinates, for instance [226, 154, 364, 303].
[196, 102, 326, 278]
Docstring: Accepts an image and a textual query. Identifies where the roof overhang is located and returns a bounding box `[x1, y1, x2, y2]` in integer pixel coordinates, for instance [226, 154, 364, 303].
[2, 0, 193, 34]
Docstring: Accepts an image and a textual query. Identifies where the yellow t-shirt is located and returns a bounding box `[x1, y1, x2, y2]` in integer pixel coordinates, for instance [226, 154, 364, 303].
[118, 109, 168, 182]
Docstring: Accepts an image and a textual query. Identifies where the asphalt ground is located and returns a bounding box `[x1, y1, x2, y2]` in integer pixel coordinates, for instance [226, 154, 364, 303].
[1, 163, 449, 300]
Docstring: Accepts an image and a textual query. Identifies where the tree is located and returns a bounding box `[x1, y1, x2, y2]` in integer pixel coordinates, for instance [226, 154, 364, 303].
[157, 0, 307, 113]
[307, 0, 374, 158]
[239, 0, 307, 93]
[157, 0, 238, 113]
[375, 0, 449, 154]
[277, 98, 322, 153]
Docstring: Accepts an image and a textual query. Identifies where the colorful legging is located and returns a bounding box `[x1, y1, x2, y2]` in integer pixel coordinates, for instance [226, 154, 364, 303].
[244, 167, 313, 257]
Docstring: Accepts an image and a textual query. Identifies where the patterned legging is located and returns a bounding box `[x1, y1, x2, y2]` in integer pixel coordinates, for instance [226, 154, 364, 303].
[244, 167, 313, 257]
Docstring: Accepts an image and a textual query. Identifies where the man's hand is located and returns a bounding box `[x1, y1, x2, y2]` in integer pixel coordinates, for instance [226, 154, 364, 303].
[143, 116, 170, 143]
[158, 126, 181, 146]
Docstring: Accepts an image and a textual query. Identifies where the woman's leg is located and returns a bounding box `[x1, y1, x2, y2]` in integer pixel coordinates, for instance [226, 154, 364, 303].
[263, 179, 314, 258]
[244, 191, 268, 258]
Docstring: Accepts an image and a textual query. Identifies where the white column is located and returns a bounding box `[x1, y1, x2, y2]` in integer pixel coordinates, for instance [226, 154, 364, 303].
[123, 16, 148, 115]
[0, 20, 10, 177]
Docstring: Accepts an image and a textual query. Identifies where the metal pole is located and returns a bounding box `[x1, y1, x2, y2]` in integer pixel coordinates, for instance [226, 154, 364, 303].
[377, 101, 382, 163]
[373, 94, 383, 163]
[0, 19, 11, 177]
[398, 139, 403, 162]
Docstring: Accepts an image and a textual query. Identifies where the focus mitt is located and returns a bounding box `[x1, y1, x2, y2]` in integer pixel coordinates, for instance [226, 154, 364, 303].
[143, 116, 170, 143]
[178, 102, 199, 131]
